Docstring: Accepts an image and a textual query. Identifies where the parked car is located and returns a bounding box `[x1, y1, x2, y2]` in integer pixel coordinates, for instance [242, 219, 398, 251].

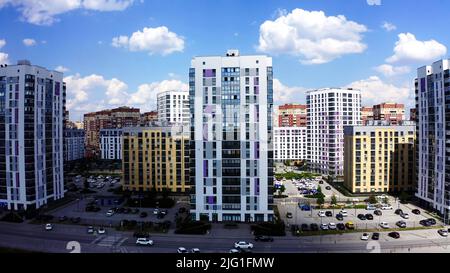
[336, 214, 344, 221]
[328, 223, 337, 230]
[372, 232, 380, 240]
[420, 219, 432, 227]
[365, 214, 374, 220]
[87, 226, 95, 234]
[136, 238, 154, 246]
[395, 209, 403, 215]
[153, 209, 160, 215]
[427, 218, 437, 225]
[98, 227, 106, 234]
[389, 232, 400, 239]
[396, 221, 407, 228]
[400, 213, 410, 219]
[412, 209, 421, 215]
[310, 223, 319, 231]
[58, 216, 68, 222]
[357, 214, 367, 220]
[340, 210, 348, 217]
[254, 235, 274, 242]
[336, 223, 346, 230]
[374, 210, 382, 216]
[301, 224, 310, 231]
[71, 217, 81, 224]
[229, 248, 240, 253]
[45, 223, 53, 231]
[318, 211, 326, 217]
[106, 209, 115, 217]
[234, 241, 253, 249]
[345, 222, 355, 230]
[191, 248, 200, 253]
[380, 222, 390, 229]
[177, 247, 188, 253]
[325, 211, 333, 217]
[381, 204, 393, 210]
[320, 223, 329, 230]
[361, 233, 370, 241]
[438, 229, 449, 237]
[286, 212, 293, 219]
[140, 212, 148, 218]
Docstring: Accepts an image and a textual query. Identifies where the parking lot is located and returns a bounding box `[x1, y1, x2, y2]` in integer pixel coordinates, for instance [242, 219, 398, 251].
[281, 177, 345, 200]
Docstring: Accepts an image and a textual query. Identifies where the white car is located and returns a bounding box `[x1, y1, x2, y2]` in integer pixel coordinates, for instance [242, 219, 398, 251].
[318, 211, 326, 217]
[328, 223, 337, 230]
[191, 248, 200, 253]
[340, 210, 348, 217]
[229, 248, 240, 253]
[361, 233, 370, 241]
[234, 241, 253, 249]
[320, 223, 329, 230]
[177, 247, 188, 253]
[380, 222, 390, 229]
[400, 213, 410, 219]
[381, 205, 393, 210]
[136, 238, 153, 246]
[106, 209, 115, 217]
[98, 227, 106, 234]
[153, 209, 160, 215]
[45, 223, 53, 231]
[438, 229, 449, 237]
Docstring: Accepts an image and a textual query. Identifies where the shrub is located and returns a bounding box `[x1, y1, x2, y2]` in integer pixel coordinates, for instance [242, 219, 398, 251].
[251, 222, 286, 236]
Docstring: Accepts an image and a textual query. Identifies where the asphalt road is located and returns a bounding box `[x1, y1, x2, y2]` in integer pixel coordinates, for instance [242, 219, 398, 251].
[1, 221, 450, 253]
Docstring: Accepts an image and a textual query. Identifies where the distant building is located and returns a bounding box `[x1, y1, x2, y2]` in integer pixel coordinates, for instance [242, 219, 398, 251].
[157, 90, 189, 125]
[307, 88, 361, 177]
[64, 129, 85, 161]
[361, 107, 374, 125]
[343, 122, 416, 193]
[84, 106, 140, 157]
[140, 111, 158, 126]
[100, 128, 123, 160]
[274, 127, 307, 161]
[0, 60, 65, 210]
[277, 103, 307, 127]
[373, 102, 405, 125]
[410, 108, 417, 122]
[415, 59, 450, 221]
[122, 126, 189, 193]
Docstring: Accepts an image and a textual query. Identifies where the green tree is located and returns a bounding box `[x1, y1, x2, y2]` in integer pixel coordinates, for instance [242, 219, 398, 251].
[331, 194, 337, 206]
[368, 195, 377, 204]
[399, 191, 409, 204]
[278, 185, 286, 196]
[317, 196, 325, 208]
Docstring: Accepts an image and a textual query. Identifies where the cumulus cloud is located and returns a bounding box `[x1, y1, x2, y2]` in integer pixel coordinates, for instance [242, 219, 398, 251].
[346, 76, 413, 107]
[381, 21, 396, 32]
[0, 39, 5, 49]
[374, 64, 411, 77]
[386, 33, 447, 64]
[367, 0, 381, 5]
[64, 73, 187, 117]
[273, 78, 307, 104]
[257, 8, 368, 64]
[23, 38, 36, 46]
[0, 0, 134, 26]
[112, 26, 185, 56]
[55, 65, 70, 73]
[0, 53, 9, 64]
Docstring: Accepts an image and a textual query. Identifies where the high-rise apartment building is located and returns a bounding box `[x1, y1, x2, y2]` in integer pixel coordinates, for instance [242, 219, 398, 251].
[373, 102, 405, 125]
[416, 59, 450, 221]
[84, 106, 140, 157]
[0, 60, 65, 210]
[273, 127, 307, 161]
[122, 126, 189, 193]
[410, 108, 417, 122]
[361, 106, 374, 125]
[64, 128, 85, 162]
[307, 88, 361, 177]
[157, 90, 189, 125]
[343, 122, 416, 193]
[100, 128, 123, 160]
[277, 103, 307, 127]
[140, 110, 158, 126]
[189, 50, 274, 222]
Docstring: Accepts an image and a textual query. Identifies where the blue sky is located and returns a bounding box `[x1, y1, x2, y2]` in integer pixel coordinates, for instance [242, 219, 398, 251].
[0, 0, 449, 120]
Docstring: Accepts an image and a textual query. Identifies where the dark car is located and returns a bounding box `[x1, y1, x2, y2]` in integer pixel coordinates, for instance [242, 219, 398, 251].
[71, 217, 81, 224]
[336, 223, 345, 230]
[301, 224, 310, 231]
[427, 218, 437, 225]
[365, 214, 374, 220]
[336, 214, 344, 221]
[372, 232, 380, 240]
[87, 226, 95, 234]
[58, 216, 68, 222]
[157, 212, 165, 219]
[325, 186, 331, 190]
[396, 221, 407, 228]
[325, 211, 333, 217]
[286, 212, 293, 219]
[357, 214, 366, 220]
[411, 209, 421, 215]
[139, 212, 148, 218]
[319, 181, 324, 184]
[395, 209, 403, 215]
[117, 207, 125, 214]
[374, 210, 382, 216]
[310, 223, 319, 231]
[254, 235, 274, 242]
[389, 232, 400, 239]
[420, 219, 432, 227]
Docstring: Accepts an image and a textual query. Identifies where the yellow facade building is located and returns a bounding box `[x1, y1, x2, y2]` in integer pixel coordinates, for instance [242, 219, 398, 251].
[122, 126, 189, 193]
[343, 122, 416, 193]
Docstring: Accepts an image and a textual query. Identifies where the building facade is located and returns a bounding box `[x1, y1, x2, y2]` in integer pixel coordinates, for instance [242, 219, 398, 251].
[361, 106, 374, 125]
[343, 122, 416, 193]
[307, 88, 361, 177]
[157, 90, 189, 125]
[122, 126, 189, 193]
[277, 103, 307, 127]
[64, 128, 85, 161]
[410, 108, 417, 122]
[189, 50, 274, 222]
[84, 106, 140, 157]
[273, 127, 307, 161]
[0, 60, 65, 210]
[373, 102, 405, 125]
[416, 59, 450, 221]
[140, 111, 158, 126]
[100, 128, 123, 160]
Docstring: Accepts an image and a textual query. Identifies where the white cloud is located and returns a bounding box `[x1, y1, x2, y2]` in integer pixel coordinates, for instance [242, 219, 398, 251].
[258, 8, 368, 64]
[23, 38, 36, 46]
[374, 64, 411, 77]
[0, 0, 134, 26]
[55, 65, 70, 73]
[386, 33, 447, 64]
[112, 26, 185, 56]
[381, 21, 396, 32]
[273, 78, 307, 104]
[0, 52, 9, 64]
[367, 0, 381, 5]
[0, 39, 5, 49]
[346, 76, 413, 107]
[64, 73, 187, 116]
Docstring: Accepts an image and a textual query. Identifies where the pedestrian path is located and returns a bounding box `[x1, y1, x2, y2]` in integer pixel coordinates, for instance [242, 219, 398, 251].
[92, 235, 127, 247]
